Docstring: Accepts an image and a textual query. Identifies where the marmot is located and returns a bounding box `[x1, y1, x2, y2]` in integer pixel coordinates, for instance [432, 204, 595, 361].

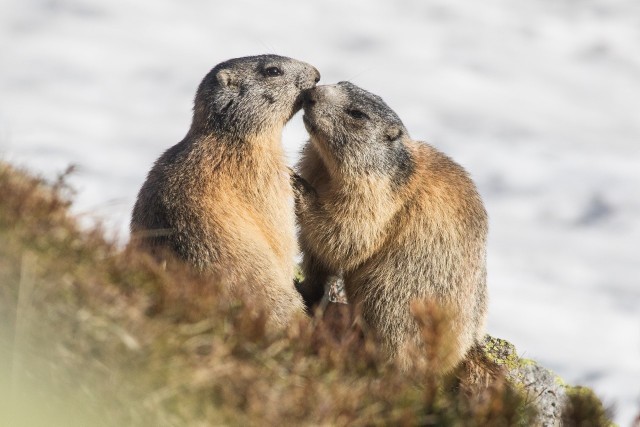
[131, 55, 320, 328]
[295, 82, 488, 372]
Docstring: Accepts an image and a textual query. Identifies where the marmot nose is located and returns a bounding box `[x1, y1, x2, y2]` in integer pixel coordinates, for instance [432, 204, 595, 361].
[312, 68, 321, 84]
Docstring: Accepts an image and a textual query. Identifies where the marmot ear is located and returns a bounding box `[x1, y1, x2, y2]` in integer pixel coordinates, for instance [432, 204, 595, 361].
[385, 125, 403, 142]
[216, 69, 239, 89]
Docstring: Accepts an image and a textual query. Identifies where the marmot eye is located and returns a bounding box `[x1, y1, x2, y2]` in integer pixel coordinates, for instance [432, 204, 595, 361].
[346, 109, 368, 120]
[264, 66, 283, 77]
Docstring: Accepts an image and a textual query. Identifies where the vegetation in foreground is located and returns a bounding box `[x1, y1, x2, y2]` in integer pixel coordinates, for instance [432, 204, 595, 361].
[0, 162, 613, 426]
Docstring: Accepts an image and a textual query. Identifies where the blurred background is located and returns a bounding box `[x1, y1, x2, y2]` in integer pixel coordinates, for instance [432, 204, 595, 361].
[1, 0, 639, 423]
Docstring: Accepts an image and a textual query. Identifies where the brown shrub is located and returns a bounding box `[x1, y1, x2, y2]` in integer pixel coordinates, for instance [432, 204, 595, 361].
[0, 161, 548, 426]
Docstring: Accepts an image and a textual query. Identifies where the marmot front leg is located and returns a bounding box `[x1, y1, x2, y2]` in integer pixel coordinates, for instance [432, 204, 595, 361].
[291, 171, 317, 216]
[296, 250, 334, 313]
[291, 172, 330, 312]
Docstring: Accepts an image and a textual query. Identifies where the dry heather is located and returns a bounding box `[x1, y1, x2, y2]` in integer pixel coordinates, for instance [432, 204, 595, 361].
[0, 161, 609, 426]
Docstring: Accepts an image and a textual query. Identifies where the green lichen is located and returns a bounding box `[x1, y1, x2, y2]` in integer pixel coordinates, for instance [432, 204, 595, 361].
[482, 335, 521, 371]
[294, 265, 305, 284]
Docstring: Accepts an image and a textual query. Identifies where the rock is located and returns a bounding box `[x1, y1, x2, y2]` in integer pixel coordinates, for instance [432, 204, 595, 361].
[482, 336, 612, 427]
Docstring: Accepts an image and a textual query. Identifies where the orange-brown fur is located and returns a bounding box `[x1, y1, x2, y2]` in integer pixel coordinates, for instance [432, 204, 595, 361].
[131, 55, 320, 328]
[296, 82, 487, 371]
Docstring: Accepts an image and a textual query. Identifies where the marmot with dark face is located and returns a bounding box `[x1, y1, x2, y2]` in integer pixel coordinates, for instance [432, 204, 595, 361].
[295, 82, 488, 372]
[131, 55, 320, 328]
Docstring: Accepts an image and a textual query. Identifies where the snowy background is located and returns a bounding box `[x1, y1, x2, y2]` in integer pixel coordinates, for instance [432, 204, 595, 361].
[1, 0, 639, 423]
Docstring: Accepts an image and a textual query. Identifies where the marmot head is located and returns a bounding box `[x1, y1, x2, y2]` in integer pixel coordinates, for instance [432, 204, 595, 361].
[192, 55, 320, 139]
[302, 81, 414, 182]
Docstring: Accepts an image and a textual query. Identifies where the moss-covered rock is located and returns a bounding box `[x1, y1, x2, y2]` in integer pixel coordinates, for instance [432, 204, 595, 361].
[482, 335, 614, 427]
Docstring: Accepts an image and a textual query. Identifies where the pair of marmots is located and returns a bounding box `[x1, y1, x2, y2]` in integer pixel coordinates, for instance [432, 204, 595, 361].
[131, 55, 488, 373]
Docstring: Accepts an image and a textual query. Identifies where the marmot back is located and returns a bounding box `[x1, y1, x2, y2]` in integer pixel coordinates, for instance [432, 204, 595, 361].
[131, 55, 320, 328]
[296, 82, 487, 372]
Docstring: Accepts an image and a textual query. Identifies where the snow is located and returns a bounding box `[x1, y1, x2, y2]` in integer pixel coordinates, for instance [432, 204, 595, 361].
[1, 0, 639, 423]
